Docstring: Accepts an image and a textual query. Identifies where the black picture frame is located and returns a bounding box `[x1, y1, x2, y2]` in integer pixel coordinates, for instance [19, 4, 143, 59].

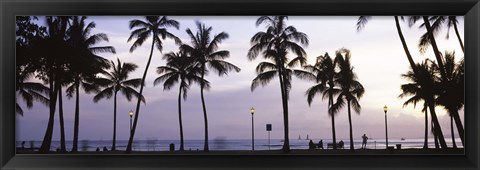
[1, 0, 479, 169]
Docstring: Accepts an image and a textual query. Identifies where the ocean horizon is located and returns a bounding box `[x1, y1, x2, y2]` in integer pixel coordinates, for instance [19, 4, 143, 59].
[16, 137, 463, 152]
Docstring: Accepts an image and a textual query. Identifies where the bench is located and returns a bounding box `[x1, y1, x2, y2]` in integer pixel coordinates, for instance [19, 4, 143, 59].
[327, 142, 344, 149]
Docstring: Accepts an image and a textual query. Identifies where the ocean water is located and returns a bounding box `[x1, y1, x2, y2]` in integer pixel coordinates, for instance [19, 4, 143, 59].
[16, 138, 463, 152]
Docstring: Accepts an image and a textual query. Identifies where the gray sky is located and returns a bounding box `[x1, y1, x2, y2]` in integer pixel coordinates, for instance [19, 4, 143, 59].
[16, 16, 464, 141]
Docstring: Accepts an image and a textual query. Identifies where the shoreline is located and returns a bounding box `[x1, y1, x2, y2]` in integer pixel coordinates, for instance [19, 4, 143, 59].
[16, 148, 464, 155]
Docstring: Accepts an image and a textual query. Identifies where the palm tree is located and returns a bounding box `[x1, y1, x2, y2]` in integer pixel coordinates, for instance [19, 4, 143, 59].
[154, 51, 209, 151]
[358, 16, 448, 149]
[433, 51, 464, 148]
[330, 48, 364, 151]
[67, 16, 115, 152]
[180, 21, 240, 151]
[247, 16, 311, 152]
[416, 16, 464, 53]
[36, 16, 70, 153]
[93, 58, 144, 151]
[409, 16, 464, 146]
[15, 67, 50, 116]
[126, 16, 181, 153]
[305, 53, 341, 149]
[399, 59, 440, 149]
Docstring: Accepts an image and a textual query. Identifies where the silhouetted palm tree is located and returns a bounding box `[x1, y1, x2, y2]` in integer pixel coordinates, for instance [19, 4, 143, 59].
[358, 16, 448, 149]
[330, 48, 364, 151]
[67, 16, 115, 152]
[36, 16, 70, 153]
[180, 21, 240, 151]
[432, 51, 464, 148]
[126, 16, 181, 153]
[15, 68, 50, 116]
[94, 58, 144, 151]
[247, 16, 311, 152]
[305, 53, 341, 149]
[154, 51, 210, 151]
[399, 59, 439, 149]
[409, 16, 463, 146]
[416, 16, 464, 53]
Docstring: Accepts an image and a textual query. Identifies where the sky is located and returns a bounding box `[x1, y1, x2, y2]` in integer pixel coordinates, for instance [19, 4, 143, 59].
[16, 16, 465, 142]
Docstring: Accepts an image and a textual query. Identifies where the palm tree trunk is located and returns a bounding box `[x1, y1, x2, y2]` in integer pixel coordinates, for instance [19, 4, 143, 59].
[423, 16, 448, 81]
[39, 79, 57, 153]
[178, 83, 185, 151]
[427, 100, 448, 149]
[433, 122, 439, 149]
[423, 103, 428, 149]
[347, 100, 354, 151]
[127, 37, 156, 153]
[329, 87, 337, 150]
[453, 22, 465, 53]
[72, 80, 80, 152]
[278, 67, 290, 152]
[200, 66, 209, 152]
[449, 108, 464, 146]
[450, 115, 457, 148]
[58, 84, 66, 152]
[112, 91, 117, 151]
[394, 16, 417, 69]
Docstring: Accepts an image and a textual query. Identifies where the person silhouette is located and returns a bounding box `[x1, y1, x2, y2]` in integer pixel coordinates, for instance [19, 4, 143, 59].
[361, 134, 369, 149]
[318, 140, 323, 149]
[338, 140, 344, 149]
[103, 146, 109, 152]
[309, 140, 314, 150]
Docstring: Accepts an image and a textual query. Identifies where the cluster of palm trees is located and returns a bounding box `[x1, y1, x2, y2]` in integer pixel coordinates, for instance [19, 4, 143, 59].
[16, 15, 463, 154]
[16, 16, 241, 153]
[304, 49, 365, 151]
[358, 16, 464, 149]
[16, 16, 119, 153]
[247, 16, 365, 152]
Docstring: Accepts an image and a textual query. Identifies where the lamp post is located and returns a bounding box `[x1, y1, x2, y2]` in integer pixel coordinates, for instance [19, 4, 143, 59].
[383, 105, 388, 149]
[129, 110, 133, 137]
[251, 107, 255, 151]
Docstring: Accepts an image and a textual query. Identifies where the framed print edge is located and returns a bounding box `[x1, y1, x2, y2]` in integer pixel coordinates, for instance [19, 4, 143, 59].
[1, 0, 479, 169]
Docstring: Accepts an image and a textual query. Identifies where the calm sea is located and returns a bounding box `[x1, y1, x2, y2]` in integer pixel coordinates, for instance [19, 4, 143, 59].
[16, 138, 463, 152]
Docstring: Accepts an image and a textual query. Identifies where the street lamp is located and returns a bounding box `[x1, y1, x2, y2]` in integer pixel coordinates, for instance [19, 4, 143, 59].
[250, 107, 255, 151]
[383, 105, 388, 149]
[129, 110, 133, 136]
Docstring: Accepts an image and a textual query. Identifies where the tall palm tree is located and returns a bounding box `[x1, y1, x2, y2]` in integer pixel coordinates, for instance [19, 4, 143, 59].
[433, 51, 464, 148]
[180, 21, 240, 151]
[247, 16, 311, 152]
[305, 53, 341, 149]
[67, 16, 115, 152]
[358, 16, 448, 149]
[93, 58, 144, 151]
[154, 51, 210, 151]
[330, 48, 364, 151]
[37, 16, 70, 153]
[399, 59, 440, 149]
[409, 16, 463, 146]
[126, 16, 181, 153]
